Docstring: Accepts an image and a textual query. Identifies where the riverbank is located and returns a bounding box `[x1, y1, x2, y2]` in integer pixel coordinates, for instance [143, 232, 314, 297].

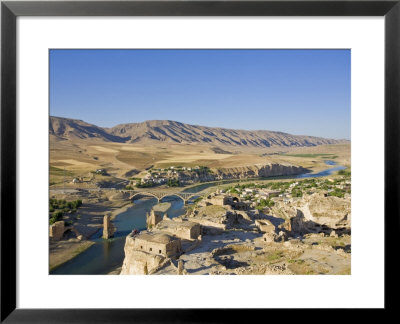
[49, 240, 95, 272]
[51, 197, 185, 274]
[49, 190, 135, 272]
[109, 201, 134, 221]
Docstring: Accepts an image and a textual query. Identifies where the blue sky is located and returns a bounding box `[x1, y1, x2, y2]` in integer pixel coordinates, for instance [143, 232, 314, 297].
[50, 49, 350, 139]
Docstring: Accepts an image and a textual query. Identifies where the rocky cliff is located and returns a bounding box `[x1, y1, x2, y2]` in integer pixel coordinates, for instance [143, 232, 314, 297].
[120, 234, 170, 275]
[275, 193, 351, 235]
[213, 163, 309, 180]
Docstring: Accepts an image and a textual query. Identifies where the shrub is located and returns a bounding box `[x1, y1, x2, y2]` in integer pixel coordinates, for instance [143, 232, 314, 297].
[256, 198, 275, 210]
[338, 169, 351, 176]
[291, 188, 303, 197]
[49, 210, 64, 225]
[328, 189, 345, 198]
[167, 179, 180, 187]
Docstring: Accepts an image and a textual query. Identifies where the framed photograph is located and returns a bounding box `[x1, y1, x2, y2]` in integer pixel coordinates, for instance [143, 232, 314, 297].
[1, 0, 398, 321]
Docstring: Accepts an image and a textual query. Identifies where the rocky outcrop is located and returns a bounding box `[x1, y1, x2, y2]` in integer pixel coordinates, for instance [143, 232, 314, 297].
[307, 194, 351, 229]
[120, 232, 181, 275]
[271, 191, 351, 237]
[213, 163, 309, 180]
[120, 249, 168, 275]
[174, 164, 309, 184]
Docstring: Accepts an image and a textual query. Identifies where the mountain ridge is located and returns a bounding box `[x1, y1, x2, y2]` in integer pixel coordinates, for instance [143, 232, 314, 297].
[49, 116, 348, 148]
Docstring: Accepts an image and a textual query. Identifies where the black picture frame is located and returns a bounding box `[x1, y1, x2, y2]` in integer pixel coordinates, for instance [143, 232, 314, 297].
[1, 0, 398, 322]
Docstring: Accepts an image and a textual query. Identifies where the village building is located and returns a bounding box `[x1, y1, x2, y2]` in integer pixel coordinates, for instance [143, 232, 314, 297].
[133, 232, 182, 258]
[156, 219, 201, 241]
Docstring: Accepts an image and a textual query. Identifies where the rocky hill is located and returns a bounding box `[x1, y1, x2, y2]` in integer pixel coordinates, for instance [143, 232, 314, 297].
[50, 116, 346, 148]
[49, 116, 129, 142]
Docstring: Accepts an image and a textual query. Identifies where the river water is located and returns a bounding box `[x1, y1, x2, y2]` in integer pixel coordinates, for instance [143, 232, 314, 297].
[296, 160, 346, 178]
[51, 197, 185, 275]
[51, 160, 346, 275]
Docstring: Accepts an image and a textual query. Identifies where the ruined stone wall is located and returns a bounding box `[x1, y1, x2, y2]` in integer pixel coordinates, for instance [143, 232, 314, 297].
[209, 196, 232, 206]
[49, 221, 65, 241]
[134, 237, 168, 256]
[133, 236, 181, 258]
[189, 224, 201, 240]
[103, 214, 116, 239]
[187, 218, 226, 235]
[147, 210, 164, 227]
[255, 219, 276, 233]
[174, 223, 201, 240]
[165, 240, 182, 257]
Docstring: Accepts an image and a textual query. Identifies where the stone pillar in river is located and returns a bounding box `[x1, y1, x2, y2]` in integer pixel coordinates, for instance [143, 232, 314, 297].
[177, 260, 185, 275]
[103, 214, 116, 239]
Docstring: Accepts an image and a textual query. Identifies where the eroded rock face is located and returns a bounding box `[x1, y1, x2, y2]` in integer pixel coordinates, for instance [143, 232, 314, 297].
[272, 193, 351, 236]
[307, 194, 351, 229]
[103, 215, 116, 239]
[120, 249, 166, 275]
[214, 164, 308, 180]
[120, 233, 178, 275]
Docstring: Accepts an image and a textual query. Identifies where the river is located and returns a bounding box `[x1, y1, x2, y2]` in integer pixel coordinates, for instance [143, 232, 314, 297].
[296, 160, 346, 178]
[51, 160, 346, 275]
[51, 197, 185, 275]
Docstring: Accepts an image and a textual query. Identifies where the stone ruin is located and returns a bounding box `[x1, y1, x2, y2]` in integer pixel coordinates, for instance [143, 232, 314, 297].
[155, 219, 201, 241]
[103, 214, 116, 239]
[177, 259, 185, 275]
[120, 231, 182, 275]
[255, 219, 276, 233]
[49, 221, 65, 241]
[146, 210, 164, 228]
[208, 194, 233, 206]
[146, 202, 171, 228]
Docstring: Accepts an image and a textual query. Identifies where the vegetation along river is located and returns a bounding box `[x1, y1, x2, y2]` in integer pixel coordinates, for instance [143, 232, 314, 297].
[51, 160, 346, 275]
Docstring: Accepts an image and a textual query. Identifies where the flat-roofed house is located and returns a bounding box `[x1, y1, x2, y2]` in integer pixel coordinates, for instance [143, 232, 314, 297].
[133, 232, 182, 258]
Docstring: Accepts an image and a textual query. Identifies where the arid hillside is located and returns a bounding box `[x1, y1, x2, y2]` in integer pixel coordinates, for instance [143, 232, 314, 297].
[49, 116, 351, 185]
[49, 116, 128, 142]
[50, 116, 347, 148]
